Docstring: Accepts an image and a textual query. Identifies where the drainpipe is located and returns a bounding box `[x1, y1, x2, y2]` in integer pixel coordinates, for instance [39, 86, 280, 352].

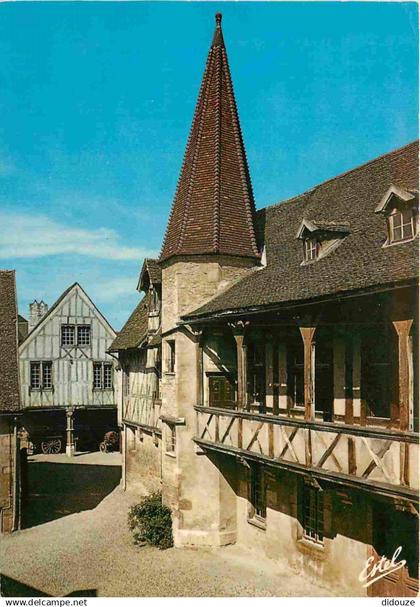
[12, 416, 20, 531]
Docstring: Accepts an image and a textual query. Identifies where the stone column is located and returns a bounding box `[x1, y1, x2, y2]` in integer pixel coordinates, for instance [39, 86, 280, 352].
[299, 326, 316, 421]
[392, 319, 413, 431]
[65, 408, 75, 457]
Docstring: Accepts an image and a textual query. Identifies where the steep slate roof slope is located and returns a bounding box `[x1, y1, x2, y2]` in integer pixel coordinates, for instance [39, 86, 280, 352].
[0, 271, 20, 412]
[109, 294, 149, 351]
[159, 14, 259, 262]
[185, 141, 419, 320]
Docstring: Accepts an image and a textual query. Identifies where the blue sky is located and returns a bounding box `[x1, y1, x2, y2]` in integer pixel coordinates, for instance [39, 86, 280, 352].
[0, 1, 418, 329]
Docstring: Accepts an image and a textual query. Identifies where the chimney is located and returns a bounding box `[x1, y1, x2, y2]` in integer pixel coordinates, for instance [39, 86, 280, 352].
[28, 300, 49, 329]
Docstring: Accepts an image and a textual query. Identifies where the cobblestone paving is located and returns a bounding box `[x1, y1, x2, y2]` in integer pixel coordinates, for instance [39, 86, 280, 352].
[1, 453, 332, 597]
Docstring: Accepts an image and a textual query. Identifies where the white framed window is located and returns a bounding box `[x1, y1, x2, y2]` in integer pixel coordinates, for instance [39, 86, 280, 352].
[304, 238, 318, 262]
[30, 361, 53, 390]
[77, 325, 91, 346]
[61, 325, 75, 346]
[93, 362, 113, 389]
[388, 209, 416, 243]
[165, 424, 176, 454]
[166, 340, 176, 374]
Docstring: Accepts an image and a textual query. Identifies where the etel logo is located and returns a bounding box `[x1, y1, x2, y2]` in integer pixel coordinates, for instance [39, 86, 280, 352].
[359, 546, 407, 588]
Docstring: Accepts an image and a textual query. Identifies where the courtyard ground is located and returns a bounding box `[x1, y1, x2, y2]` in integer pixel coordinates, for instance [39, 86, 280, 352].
[1, 452, 332, 597]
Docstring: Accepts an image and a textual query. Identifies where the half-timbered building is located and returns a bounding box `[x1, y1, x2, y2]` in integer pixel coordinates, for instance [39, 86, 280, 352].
[114, 14, 419, 596]
[19, 283, 117, 455]
[0, 270, 22, 532]
[110, 259, 162, 491]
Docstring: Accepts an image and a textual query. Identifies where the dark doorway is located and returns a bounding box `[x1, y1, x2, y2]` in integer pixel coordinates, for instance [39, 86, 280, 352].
[247, 343, 266, 413]
[315, 328, 334, 422]
[361, 325, 397, 422]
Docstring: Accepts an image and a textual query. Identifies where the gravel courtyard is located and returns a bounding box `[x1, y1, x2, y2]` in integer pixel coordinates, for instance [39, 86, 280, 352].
[1, 453, 331, 597]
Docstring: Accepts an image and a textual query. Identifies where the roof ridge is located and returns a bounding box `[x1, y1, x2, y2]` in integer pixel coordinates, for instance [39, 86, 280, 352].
[263, 139, 419, 212]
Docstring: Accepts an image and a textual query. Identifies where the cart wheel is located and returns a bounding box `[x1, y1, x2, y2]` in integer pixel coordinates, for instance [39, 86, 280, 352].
[41, 438, 62, 454]
[99, 442, 107, 453]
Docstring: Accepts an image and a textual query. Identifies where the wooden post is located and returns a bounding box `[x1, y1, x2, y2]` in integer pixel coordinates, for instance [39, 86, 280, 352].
[344, 336, 354, 425]
[392, 319, 413, 431]
[230, 322, 249, 411]
[299, 326, 316, 421]
[194, 334, 203, 406]
[265, 339, 274, 414]
[65, 407, 75, 457]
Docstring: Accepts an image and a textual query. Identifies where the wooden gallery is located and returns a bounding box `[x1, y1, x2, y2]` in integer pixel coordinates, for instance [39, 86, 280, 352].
[112, 14, 418, 597]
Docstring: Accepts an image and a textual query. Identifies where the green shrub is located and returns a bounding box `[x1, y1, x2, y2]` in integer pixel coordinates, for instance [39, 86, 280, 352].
[128, 492, 173, 550]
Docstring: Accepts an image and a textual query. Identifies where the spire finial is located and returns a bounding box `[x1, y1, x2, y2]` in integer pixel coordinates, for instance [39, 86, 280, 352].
[215, 13, 222, 27]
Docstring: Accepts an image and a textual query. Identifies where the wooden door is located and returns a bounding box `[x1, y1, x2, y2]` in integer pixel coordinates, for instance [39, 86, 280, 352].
[208, 375, 235, 409]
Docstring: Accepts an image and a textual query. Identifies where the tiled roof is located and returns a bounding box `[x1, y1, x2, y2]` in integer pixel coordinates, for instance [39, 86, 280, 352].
[138, 258, 162, 292]
[0, 271, 20, 412]
[109, 294, 149, 351]
[18, 314, 28, 344]
[159, 14, 259, 263]
[184, 141, 419, 320]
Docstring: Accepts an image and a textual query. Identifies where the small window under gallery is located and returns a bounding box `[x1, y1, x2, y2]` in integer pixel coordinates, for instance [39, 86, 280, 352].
[248, 463, 266, 526]
[302, 482, 324, 545]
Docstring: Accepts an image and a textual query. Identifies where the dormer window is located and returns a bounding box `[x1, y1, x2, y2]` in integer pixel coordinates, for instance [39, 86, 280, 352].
[304, 238, 318, 262]
[296, 219, 350, 265]
[375, 185, 418, 246]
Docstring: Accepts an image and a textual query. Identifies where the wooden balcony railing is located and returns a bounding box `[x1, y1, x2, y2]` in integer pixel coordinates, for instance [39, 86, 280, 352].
[194, 406, 419, 501]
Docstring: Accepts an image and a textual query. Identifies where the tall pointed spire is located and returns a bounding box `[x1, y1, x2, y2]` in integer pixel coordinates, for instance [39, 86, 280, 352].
[160, 13, 260, 263]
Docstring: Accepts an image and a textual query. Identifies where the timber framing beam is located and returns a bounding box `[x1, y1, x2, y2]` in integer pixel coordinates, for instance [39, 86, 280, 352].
[122, 419, 162, 436]
[194, 437, 419, 503]
[194, 405, 419, 443]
